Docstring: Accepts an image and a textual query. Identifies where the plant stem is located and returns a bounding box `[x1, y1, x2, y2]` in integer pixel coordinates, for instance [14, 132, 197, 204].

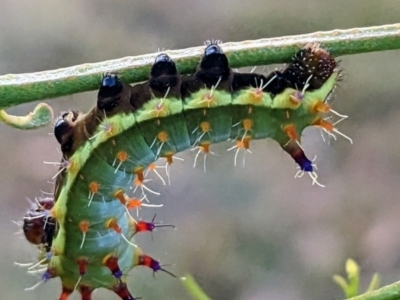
[181, 275, 213, 300]
[0, 23, 399, 109]
[346, 280, 400, 300]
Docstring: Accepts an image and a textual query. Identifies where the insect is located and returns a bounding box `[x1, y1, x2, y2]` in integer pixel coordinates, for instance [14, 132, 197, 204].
[18, 41, 348, 299]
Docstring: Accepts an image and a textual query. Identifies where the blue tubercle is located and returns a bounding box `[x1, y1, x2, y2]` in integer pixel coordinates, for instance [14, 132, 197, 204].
[102, 75, 118, 87]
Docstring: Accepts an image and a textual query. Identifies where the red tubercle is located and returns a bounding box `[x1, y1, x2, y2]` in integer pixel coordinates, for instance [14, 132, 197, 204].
[80, 285, 94, 300]
[59, 286, 73, 300]
[113, 282, 138, 300]
[137, 254, 176, 278]
[138, 254, 153, 268]
[133, 214, 175, 235]
[36, 196, 55, 210]
[77, 257, 88, 276]
[135, 221, 155, 233]
[103, 255, 123, 280]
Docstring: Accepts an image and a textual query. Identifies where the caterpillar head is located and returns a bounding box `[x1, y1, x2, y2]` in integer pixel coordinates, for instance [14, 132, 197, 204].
[283, 42, 337, 90]
[54, 110, 85, 157]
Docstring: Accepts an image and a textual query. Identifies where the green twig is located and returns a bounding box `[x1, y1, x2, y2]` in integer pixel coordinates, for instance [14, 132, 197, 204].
[0, 103, 53, 129]
[180, 275, 213, 300]
[346, 281, 400, 300]
[0, 23, 399, 109]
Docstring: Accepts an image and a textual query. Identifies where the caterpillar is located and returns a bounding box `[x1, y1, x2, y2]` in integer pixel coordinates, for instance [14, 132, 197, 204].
[18, 41, 348, 300]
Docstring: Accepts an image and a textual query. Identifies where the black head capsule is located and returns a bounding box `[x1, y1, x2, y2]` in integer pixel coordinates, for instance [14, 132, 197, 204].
[151, 53, 177, 77]
[196, 43, 230, 85]
[54, 110, 80, 152]
[54, 112, 72, 144]
[149, 53, 179, 96]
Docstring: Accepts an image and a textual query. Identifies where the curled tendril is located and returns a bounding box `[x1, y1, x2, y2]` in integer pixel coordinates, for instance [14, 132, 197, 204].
[0, 102, 54, 129]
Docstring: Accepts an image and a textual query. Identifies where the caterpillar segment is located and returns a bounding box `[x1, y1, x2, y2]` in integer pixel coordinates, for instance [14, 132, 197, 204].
[20, 42, 346, 299]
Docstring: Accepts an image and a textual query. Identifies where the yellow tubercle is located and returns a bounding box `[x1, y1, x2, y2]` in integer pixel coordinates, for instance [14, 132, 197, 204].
[232, 88, 272, 107]
[272, 88, 302, 109]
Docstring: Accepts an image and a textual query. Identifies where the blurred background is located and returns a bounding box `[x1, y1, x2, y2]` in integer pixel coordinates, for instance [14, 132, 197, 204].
[1, 0, 400, 299]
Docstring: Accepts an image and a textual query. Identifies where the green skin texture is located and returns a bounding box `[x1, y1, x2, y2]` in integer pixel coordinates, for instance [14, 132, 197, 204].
[50, 71, 338, 292]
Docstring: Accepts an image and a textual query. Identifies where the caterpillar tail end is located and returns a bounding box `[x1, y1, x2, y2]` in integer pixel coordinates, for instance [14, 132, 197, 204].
[282, 140, 325, 187]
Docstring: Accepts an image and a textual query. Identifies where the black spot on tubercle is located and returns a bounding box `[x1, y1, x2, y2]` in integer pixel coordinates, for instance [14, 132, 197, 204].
[205, 44, 223, 56]
[149, 54, 179, 93]
[97, 74, 123, 111]
[197, 44, 230, 85]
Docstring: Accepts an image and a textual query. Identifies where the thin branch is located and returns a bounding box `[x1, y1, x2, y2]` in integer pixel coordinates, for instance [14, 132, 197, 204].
[0, 23, 399, 109]
[181, 274, 213, 300]
[346, 280, 400, 300]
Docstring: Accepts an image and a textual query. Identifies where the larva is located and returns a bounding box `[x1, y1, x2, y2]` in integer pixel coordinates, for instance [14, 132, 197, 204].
[19, 41, 347, 300]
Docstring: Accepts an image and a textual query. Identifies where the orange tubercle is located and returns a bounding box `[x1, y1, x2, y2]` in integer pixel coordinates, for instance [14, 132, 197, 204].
[250, 88, 263, 103]
[243, 137, 250, 150]
[114, 189, 126, 205]
[88, 181, 100, 194]
[312, 117, 334, 131]
[200, 121, 211, 133]
[134, 169, 144, 183]
[283, 124, 298, 141]
[242, 119, 253, 131]
[116, 150, 128, 162]
[157, 131, 169, 142]
[289, 96, 300, 105]
[126, 198, 142, 210]
[164, 153, 174, 165]
[106, 218, 122, 234]
[236, 137, 251, 150]
[199, 142, 210, 153]
[312, 101, 331, 113]
[79, 220, 90, 233]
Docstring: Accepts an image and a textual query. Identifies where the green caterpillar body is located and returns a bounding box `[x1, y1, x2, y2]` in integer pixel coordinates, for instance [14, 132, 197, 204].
[22, 42, 342, 300]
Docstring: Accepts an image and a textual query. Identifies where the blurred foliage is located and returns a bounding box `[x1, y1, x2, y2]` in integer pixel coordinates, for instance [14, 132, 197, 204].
[334, 259, 380, 298]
